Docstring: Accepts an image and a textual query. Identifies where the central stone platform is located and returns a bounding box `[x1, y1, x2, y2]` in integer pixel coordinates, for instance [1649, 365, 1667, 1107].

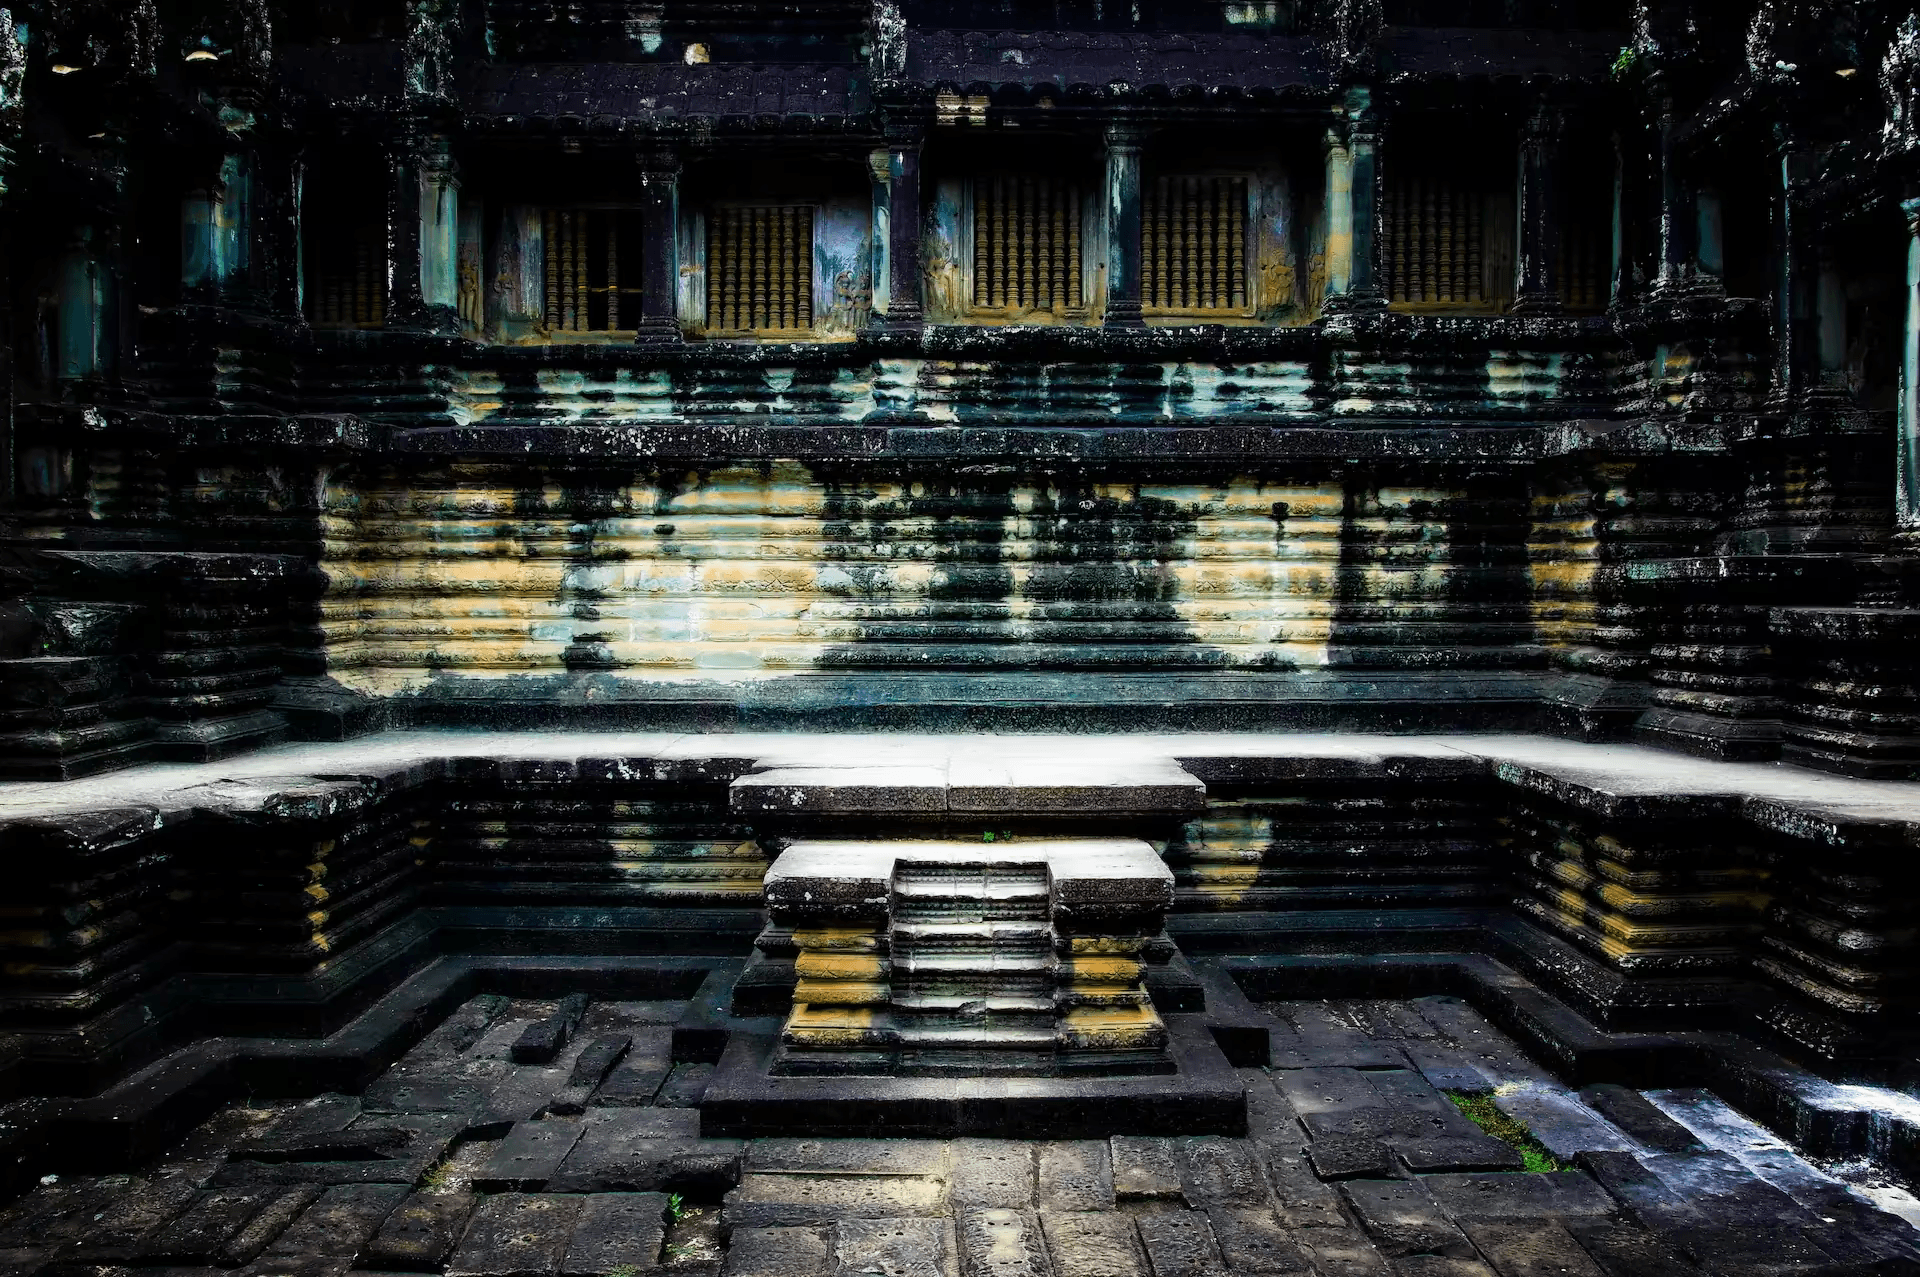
[761, 839, 1176, 1077]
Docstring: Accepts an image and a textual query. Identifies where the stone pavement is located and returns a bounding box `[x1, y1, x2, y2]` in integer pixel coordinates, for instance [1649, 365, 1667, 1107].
[3, 991, 1918, 1277]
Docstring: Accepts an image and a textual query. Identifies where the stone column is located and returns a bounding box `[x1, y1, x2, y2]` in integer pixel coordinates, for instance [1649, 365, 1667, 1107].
[634, 154, 682, 345]
[1896, 198, 1920, 548]
[868, 147, 892, 319]
[1322, 123, 1353, 304]
[1513, 105, 1562, 315]
[1327, 87, 1386, 312]
[1653, 100, 1695, 295]
[1772, 140, 1818, 407]
[1609, 129, 1633, 304]
[419, 138, 459, 332]
[1103, 124, 1144, 328]
[56, 228, 105, 381]
[875, 128, 923, 332]
[385, 135, 427, 330]
[181, 151, 252, 301]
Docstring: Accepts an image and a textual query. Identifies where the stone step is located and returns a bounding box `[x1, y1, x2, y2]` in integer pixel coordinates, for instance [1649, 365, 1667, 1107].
[889, 952, 1051, 976]
[891, 992, 1056, 1016]
[890, 920, 1053, 947]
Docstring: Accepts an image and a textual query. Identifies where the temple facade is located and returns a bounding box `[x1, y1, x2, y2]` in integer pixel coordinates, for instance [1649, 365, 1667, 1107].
[6, 6, 1920, 1274]
[0, 0, 1913, 775]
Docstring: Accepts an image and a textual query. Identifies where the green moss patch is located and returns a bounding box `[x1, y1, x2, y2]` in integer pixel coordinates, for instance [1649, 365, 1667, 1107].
[1444, 1091, 1568, 1173]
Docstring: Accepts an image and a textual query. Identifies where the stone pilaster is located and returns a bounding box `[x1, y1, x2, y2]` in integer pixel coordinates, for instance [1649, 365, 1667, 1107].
[1325, 86, 1385, 313]
[633, 152, 682, 346]
[1895, 197, 1920, 552]
[418, 137, 459, 333]
[1770, 138, 1818, 409]
[1512, 104, 1562, 315]
[874, 126, 923, 332]
[1102, 123, 1144, 328]
[384, 133, 428, 331]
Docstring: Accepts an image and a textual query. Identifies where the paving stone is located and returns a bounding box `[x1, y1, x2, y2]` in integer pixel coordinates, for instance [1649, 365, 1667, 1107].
[1400, 1042, 1495, 1095]
[231, 1127, 414, 1163]
[1573, 1152, 1710, 1236]
[474, 1120, 587, 1191]
[1035, 1141, 1113, 1211]
[51, 1171, 206, 1256]
[749, 1138, 948, 1176]
[444, 1192, 585, 1277]
[1419, 1172, 1617, 1222]
[1406, 998, 1553, 1087]
[1111, 1137, 1184, 1200]
[1135, 1211, 1227, 1277]
[1558, 1221, 1700, 1277]
[1574, 1086, 1705, 1155]
[548, 1034, 634, 1116]
[234, 1254, 356, 1277]
[1306, 1135, 1398, 1181]
[1639, 1151, 1825, 1229]
[1039, 1211, 1148, 1277]
[140, 1186, 284, 1264]
[547, 1110, 742, 1194]
[1389, 1258, 1498, 1277]
[1200, 1207, 1310, 1274]
[263, 1183, 408, 1260]
[1241, 1071, 1306, 1147]
[951, 1140, 1034, 1209]
[1292, 1226, 1394, 1276]
[592, 1028, 674, 1108]
[512, 993, 591, 1064]
[724, 1173, 948, 1229]
[1256, 1145, 1349, 1229]
[214, 1113, 464, 1187]
[1460, 1221, 1608, 1277]
[1177, 1136, 1271, 1208]
[657, 1062, 716, 1108]
[834, 1216, 956, 1277]
[1673, 1223, 1841, 1274]
[360, 1190, 479, 1271]
[560, 1191, 670, 1277]
[263, 1094, 364, 1138]
[1273, 1068, 1381, 1118]
[725, 1225, 833, 1277]
[1278, 1005, 1409, 1069]
[1490, 1089, 1636, 1160]
[1390, 1135, 1526, 1174]
[1338, 1180, 1476, 1259]
[958, 1209, 1050, 1277]
[360, 1076, 496, 1118]
[215, 1186, 325, 1265]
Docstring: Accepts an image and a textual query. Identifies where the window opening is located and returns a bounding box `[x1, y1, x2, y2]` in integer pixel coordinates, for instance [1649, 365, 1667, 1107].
[970, 175, 1084, 313]
[1143, 175, 1250, 312]
[541, 208, 645, 334]
[706, 205, 816, 333]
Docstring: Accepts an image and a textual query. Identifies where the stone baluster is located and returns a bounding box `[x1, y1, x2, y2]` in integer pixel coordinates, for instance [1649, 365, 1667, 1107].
[1103, 124, 1144, 328]
[634, 153, 682, 345]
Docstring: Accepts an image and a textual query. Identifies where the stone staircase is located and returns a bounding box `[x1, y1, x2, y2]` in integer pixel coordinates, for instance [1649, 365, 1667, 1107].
[767, 841, 1173, 1077]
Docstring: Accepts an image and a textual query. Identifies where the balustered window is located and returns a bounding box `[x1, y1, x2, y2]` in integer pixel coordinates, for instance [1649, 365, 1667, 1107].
[706, 204, 816, 334]
[1381, 150, 1513, 311]
[540, 208, 645, 334]
[1143, 175, 1251, 313]
[969, 175, 1086, 315]
[306, 207, 386, 329]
